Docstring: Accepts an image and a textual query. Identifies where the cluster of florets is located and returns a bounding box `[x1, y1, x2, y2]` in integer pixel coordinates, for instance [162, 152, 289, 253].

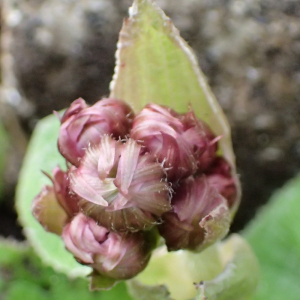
[32, 98, 238, 287]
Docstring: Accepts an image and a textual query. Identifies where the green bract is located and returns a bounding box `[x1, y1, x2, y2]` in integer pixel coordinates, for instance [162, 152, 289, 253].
[128, 235, 259, 300]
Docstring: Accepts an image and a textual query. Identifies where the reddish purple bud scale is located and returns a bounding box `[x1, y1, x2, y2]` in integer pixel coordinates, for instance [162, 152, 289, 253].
[205, 157, 238, 208]
[158, 176, 230, 252]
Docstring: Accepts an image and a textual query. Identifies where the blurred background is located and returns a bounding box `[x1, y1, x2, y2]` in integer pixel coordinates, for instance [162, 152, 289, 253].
[1, 0, 300, 238]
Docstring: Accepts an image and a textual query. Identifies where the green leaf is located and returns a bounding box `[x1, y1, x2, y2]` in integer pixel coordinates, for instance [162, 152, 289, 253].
[127, 235, 259, 300]
[0, 239, 132, 300]
[110, 0, 240, 215]
[15, 114, 91, 277]
[244, 174, 300, 300]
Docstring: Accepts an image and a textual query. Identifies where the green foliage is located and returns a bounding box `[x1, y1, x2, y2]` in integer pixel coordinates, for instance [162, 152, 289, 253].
[244, 174, 300, 300]
[0, 240, 131, 300]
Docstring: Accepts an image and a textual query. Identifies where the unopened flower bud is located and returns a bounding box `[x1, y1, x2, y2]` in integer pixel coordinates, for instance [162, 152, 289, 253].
[70, 135, 171, 232]
[32, 167, 80, 234]
[59, 98, 88, 123]
[158, 176, 230, 252]
[58, 98, 134, 166]
[131, 104, 213, 181]
[62, 213, 155, 281]
[51, 167, 80, 217]
[205, 157, 237, 208]
[32, 186, 68, 235]
[180, 111, 219, 172]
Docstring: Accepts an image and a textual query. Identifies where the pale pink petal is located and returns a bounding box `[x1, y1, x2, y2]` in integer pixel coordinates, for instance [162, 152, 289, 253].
[62, 222, 94, 264]
[80, 145, 102, 175]
[99, 233, 125, 271]
[114, 139, 141, 195]
[87, 218, 109, 242]
[131, 159, 163, 185]
[69, 171, 111, 206]
[60, 98, 88, 123]
[97, 136, 117, 180]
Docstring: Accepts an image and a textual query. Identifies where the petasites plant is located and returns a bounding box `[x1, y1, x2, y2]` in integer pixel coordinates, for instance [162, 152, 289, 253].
[17, 0, 259, 299]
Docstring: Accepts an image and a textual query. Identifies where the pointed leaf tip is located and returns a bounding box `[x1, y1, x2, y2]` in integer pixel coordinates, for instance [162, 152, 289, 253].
[110, 0, 237, 177]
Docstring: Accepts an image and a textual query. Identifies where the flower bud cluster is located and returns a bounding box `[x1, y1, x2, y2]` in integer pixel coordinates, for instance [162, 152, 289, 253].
[32, 98, 239, 288]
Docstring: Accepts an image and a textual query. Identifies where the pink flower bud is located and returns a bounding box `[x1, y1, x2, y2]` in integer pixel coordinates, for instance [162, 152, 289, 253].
[58, 98, 134, 166]
[59, 98, 88, 123]
[62, 213, 154, 280]
[69, 135, 171, 232]
[32, 185, 68, 235]
[158, 176, 230, 251]
[205, 157, 237, 208]
[180, 111, 219, 172]
[32, 166, 80, 234]
[131, 104, 214, 181]
[51, 167, 80, 217]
